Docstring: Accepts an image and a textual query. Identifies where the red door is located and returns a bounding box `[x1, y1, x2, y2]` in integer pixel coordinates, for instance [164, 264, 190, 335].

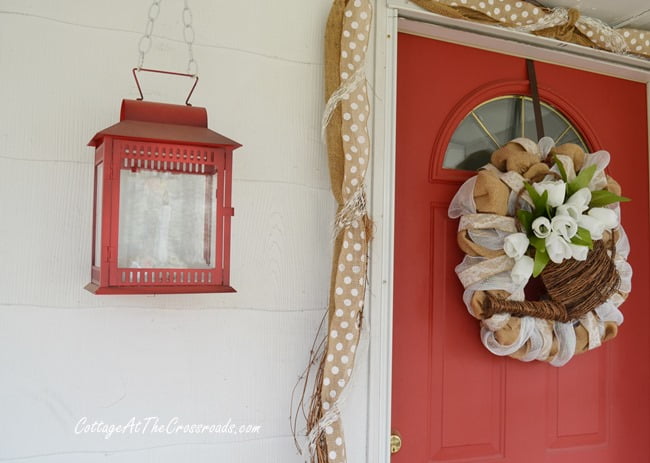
[392, 32, 650, 462]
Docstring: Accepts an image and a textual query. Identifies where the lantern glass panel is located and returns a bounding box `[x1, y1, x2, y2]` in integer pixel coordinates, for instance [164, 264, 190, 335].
[94, 163, 103, 267]
[117, 169, 217, 269]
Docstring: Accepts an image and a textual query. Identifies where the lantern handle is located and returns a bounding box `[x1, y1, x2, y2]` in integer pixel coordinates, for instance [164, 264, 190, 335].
[132, 68, 199, 106]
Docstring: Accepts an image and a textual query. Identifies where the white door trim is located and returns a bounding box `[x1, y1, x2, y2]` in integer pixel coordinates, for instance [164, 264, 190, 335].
[366, 2, 650, 462]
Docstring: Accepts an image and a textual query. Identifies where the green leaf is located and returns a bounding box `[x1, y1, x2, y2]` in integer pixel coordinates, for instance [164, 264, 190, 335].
[523, 181, 542, 205]
[589, 190, 631, 208]
[570, 236, 589, 247]
[567, 164, 597, 196]
[523, 182, 548, 216]
[571, 227, 594, 250]
[529, 235, 546, 253]
[552, 154, 568, 182]
[517, 210, 533, 233]
[540, 190, 550, 217]
[533, 249, 550, 277]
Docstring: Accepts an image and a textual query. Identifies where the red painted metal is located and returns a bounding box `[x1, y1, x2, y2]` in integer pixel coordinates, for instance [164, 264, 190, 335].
[393, 33, 650, 462]
[86, 99, 241, 295]
[89, 100, 240, 149]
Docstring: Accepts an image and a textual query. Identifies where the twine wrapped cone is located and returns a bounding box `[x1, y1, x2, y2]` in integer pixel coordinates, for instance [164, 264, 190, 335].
[482, 228, 620, 323]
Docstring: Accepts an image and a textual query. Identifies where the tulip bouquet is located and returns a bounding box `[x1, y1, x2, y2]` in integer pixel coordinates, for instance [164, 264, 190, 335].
[504, 156, 629, 284]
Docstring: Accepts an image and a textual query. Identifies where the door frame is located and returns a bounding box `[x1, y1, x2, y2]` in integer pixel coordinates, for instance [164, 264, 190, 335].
[365, 2, 650, 462]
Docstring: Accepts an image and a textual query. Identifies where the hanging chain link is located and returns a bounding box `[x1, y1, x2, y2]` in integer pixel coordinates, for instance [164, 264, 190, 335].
[182, 0, 198, 76]
[137, 0, 161, 69]
[137, 0, 199, 76]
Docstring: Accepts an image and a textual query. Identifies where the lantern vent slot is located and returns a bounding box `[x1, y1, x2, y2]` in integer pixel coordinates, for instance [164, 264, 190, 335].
[119, 144, 219, 175]
[113, 268, 217, 287]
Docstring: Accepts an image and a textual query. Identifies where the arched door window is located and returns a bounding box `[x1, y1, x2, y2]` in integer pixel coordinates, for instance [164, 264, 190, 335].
[443, 96, 588, 171]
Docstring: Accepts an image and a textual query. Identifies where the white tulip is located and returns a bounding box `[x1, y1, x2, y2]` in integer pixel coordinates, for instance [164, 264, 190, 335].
[588, 207, 619, 230]
[533, 179, 566, 207]
[511, 255, 534, 285]
[551, 215, 578, 241]
[565, 187, 591, 213]
[578, 214, 605, 240]
[545, 232, 573, 264]
[569, 244, 589, 261]
[555, 204, 581, 221]
[532, 216, 552, 238]
[503, 233, 530, 260]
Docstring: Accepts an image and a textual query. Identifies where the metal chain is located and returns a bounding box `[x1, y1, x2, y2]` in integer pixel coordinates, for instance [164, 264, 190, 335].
[136, 0, 199, 76]
[182, 0, 198, 76]
[137, 0, 161, 69]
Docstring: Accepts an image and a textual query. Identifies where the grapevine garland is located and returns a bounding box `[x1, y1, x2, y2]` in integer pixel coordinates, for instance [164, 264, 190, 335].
[448, 137, 632, 366]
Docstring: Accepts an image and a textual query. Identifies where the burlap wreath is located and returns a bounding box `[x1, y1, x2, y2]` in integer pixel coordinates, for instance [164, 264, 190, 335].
[448, 138, 632, 366]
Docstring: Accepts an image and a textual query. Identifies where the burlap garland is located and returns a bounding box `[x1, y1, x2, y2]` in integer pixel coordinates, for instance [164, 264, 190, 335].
[410, 0, 650, 59]
[299, 1, 373, 463]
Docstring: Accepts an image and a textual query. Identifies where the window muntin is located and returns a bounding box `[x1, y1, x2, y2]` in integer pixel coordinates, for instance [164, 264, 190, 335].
[443, 96, 588, 171]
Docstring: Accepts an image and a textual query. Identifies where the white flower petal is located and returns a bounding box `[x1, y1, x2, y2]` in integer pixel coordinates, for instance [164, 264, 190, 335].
[533, 179, 566, 207]
[551, 215, 578, 241]
[545, 232, 572, 264]
[532, 216, 552, 239]
[511, 255, 534, 285]
[588, 207, 619, 229]
[503, 233, 530, 259]
[569, 244, 589, 261]
[565, 187, 591, 213]
[578, 214, 605, 240]
[555, 204, 581, 221]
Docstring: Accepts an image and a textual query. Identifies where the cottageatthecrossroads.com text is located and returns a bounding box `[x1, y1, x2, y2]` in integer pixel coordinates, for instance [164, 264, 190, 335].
[75, 416, 262, 439]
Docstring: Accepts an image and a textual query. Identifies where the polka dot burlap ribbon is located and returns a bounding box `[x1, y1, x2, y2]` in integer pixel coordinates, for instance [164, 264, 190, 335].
[307, 1, 372, 462]
[411, 0, 650, 58]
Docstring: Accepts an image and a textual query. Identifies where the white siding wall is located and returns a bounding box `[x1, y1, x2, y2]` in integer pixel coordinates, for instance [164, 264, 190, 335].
[0, 1, 368, 461]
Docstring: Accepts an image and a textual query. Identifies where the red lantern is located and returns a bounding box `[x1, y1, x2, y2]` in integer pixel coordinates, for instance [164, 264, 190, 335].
[86, 81, 241, 294]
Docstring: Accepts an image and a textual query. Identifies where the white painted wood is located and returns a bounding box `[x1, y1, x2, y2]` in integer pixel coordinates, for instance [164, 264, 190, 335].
[365, 3, 398, 463]
[386, 0, 650, 29]
[0, 1, 372, 462]
[366, 2, 650, 463]
[0, 0, 330, 65]
[0, 10, 331, 190]
[0, 304, 323, 462]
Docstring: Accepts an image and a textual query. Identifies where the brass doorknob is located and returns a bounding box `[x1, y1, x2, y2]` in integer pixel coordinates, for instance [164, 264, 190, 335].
[390, 433, 402, 454]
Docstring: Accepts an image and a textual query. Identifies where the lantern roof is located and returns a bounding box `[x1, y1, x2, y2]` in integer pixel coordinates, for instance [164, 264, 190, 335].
[88, 100, 241, 149]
